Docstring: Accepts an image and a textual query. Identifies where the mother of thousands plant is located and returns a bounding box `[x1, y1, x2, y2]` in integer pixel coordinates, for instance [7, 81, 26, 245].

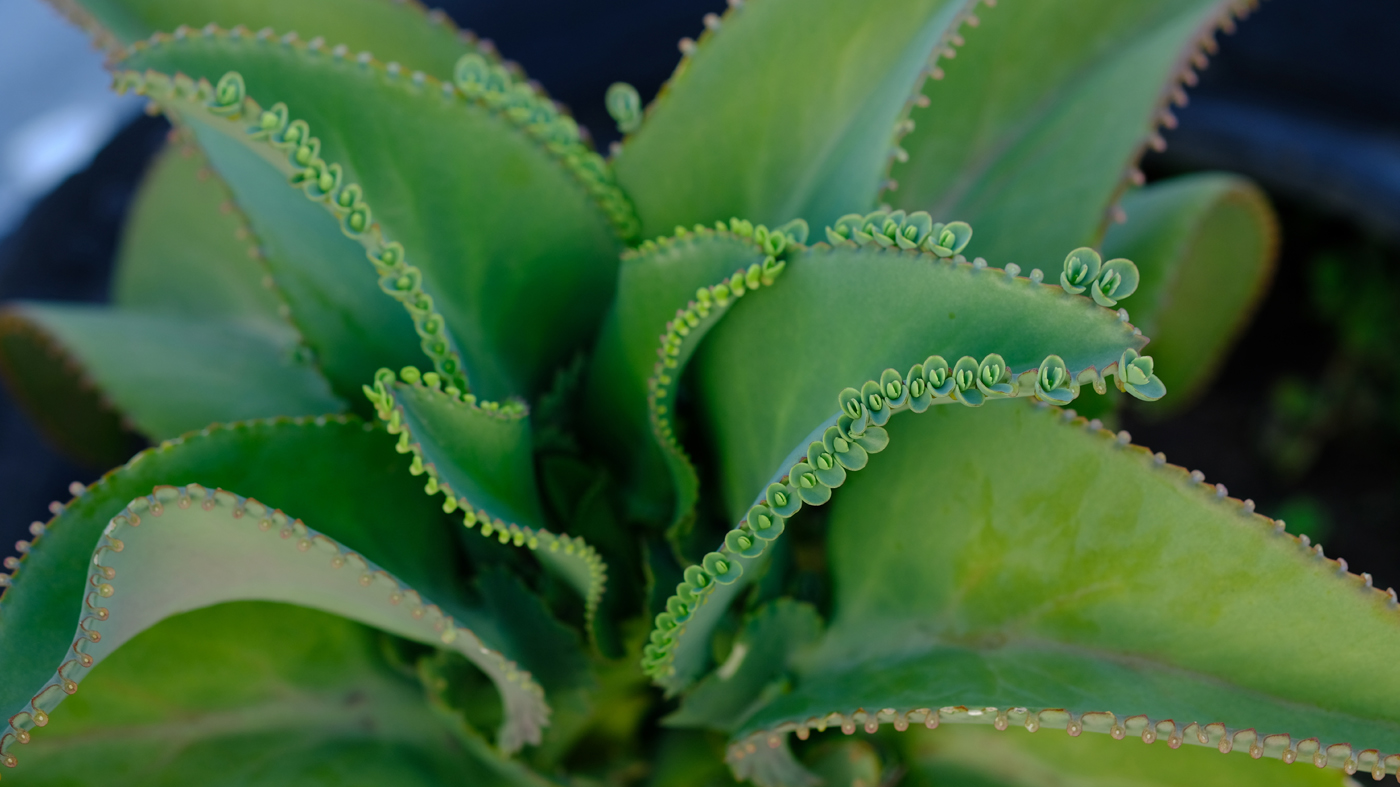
[0, 0, 1390, 785]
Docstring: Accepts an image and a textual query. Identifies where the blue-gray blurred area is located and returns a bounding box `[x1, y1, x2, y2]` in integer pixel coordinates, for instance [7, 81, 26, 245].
[0, 0, 1398, 578]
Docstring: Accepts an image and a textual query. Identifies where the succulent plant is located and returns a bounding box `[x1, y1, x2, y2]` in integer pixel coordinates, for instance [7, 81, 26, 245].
[0, 0, 1391, 785]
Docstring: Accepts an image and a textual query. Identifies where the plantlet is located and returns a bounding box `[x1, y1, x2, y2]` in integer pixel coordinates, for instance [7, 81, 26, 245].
[0, 1, 1390, 785]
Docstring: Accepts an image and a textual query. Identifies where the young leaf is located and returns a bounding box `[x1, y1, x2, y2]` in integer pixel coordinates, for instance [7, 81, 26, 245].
[121, 30, 633, 400]
[56, 0, 478, 79]
[1102, 173, 1277, 407]
[614, 0, 975, 236]
[13, 602, 511, 786]
[729, 403, 1400, 782]
[364, 367, 610, 642]
[892, 0, 1252, 268]
[0, 304, 343, 441]
[584, 224, 777, 519]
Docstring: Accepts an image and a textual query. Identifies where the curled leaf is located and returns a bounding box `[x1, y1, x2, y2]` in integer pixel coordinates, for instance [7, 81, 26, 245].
[1118, 348, 1167, 401]
[606, 81, 644, 134]
[1060, 247, 1103, 294]
[1092, 257, 1141, 307]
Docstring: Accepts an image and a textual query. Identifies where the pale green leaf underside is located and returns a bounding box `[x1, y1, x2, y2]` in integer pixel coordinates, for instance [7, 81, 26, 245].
[694, 245, 1146, 521]
[614, 0, 973, 236]
[584, 231, 768, 517]
[0, 303, 342, 441]
[123, 30, 626, 401]
[899, 725, 1343, 787]
[892, 0, 1245, 269]
[113, 140, 286, 325]
[3, 481, 548, 764]
[15, 602, 489, 787]
[366, 372, 609, 639]
[0, 418, 464, 756]
[732, 403, 1400, 779]
[60, 0, 475, 80]
[1103, 173, 1277, 406]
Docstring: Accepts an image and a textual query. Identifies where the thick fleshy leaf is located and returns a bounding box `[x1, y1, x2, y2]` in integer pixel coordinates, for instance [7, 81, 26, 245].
[0, 303, 343, 441]
[3, 480, 549, 761]
[13, 602, 520, 786]
[693, 244, 1146, 521]
[364, 367, 609, 641]
[613, 0, 975, 237]
[892, 0, 1253, 268]
[898, 724, 1343, 787]
[584, 224, 774, 519]
[645, 245, 1151, 692]
[727, 403, 1400, 783]
[113, 138, 286, 325]
[1102, 173, 1277, 406]
[181, 115, 427, 404]
[120, 29, 633, 400]
[0, 417, 552, 763]
[56, 0, 477, 79]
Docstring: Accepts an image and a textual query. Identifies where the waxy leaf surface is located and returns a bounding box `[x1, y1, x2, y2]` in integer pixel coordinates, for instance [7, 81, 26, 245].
[615, 0, 971, 235]
[733, 404, 1400, 780]
[892, 0, 1246, 268]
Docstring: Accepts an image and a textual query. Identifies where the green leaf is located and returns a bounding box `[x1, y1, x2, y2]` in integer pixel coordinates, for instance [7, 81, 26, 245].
[113, 138, 286, 325]
[666, 600, 823, 733]
[364, 367, 610, 641]
[59, 0, 477, 80]
[728, 403, 1400, 782]
[898, 724, 1345, 787]
[648, 730, 744, 787]
[0, 417, 553, 761]
[181, 114, 428, 404]
[0, 303, 343, 441]
[613, 0, 974, 237]
[12, 602, 499, 786]
[120, 29, 633, 400]
[645, 245, 1153, 694]
[891, 0, 1248, 268]
[584, 224, 773, 520]
[1102, 173, 1277, 407]
[3, 480, 549, 760]
[693, 244, 1146, 521]
[0, 310, 142, 469]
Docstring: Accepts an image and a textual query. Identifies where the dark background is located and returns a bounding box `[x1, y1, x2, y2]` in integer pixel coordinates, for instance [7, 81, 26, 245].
[3, 0, 1399, 591]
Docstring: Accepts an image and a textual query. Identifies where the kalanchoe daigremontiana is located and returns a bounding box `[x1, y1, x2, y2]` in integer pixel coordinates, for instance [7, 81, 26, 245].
[0, 0, 1388, 785]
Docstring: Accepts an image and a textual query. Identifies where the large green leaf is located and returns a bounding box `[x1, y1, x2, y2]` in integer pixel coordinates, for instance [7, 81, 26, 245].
[694, 244, 1147, 521]
[3, 480, 549, 761]
[0, 417, 554, 763]
[1102, 173, 1277, 407]
[56, 0, 477, 80]
[613, 0, 976, 236]
[0, 303, 343, 441]
[898, 725, 1343, 787]
[113, 138, 286, 325]
[364, 366, 609, 641]
[120, 28, 633, 400]
[727, 403, 1400, 783]
[12, 602, 510, 786]
[891, 0, 1249, 268]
